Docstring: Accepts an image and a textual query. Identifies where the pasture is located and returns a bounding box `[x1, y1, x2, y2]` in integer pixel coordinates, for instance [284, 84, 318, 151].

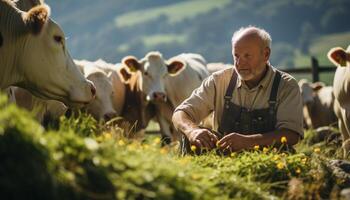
[1, 93, 348, 200]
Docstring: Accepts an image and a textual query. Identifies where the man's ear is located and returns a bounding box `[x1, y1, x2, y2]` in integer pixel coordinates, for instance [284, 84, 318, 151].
[327, 47, 349, 67]
[122, 56, 142, 72]
[23, 4, 50, 35]
[167, 60, 185, 76]
[263, 47, 271, 61]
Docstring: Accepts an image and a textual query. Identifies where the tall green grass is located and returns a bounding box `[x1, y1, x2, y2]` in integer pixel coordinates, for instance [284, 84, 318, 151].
[0, 93, 347, 199]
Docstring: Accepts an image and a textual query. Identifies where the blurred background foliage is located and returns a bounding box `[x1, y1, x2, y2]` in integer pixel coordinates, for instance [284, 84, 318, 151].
[46, 0, 350, 73]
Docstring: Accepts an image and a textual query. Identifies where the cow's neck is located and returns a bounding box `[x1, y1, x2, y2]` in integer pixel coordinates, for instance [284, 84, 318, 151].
[0, 1, 27, 89]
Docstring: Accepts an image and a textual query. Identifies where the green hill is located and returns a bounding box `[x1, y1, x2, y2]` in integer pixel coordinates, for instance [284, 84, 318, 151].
[44, 0, 350, 69]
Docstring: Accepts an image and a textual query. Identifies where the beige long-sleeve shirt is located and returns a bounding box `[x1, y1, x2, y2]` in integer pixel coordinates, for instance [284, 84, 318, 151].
[174, 65, 304, 137]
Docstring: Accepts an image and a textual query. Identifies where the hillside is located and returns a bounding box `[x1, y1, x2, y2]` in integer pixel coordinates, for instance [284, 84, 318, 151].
[45, 0, 350, 69]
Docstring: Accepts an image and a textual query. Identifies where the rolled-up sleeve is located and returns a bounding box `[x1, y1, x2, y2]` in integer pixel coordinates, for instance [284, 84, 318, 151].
[276, 79, 304, 138]
[174, 75, 216, 124]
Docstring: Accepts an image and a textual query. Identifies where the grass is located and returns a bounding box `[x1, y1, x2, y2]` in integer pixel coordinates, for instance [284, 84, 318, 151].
[114, 0, 231, 28]
[0, 93, 348, 199]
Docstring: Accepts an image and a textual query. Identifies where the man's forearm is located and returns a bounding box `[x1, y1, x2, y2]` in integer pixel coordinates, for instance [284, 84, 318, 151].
[172, 110, 198, 138]
[247, 128, 301, 147]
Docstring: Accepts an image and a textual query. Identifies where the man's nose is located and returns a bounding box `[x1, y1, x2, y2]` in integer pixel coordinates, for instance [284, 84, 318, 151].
[234, 57, 243, 66]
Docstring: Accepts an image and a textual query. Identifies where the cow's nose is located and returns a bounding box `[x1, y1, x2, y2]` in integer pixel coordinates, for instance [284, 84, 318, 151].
[153, 92, 166, 101]
[104, 112, 117, 122]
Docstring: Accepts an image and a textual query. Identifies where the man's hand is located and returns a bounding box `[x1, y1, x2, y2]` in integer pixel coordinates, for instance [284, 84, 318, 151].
[188, 128, 219, 150]
[217, 133, 253, 152]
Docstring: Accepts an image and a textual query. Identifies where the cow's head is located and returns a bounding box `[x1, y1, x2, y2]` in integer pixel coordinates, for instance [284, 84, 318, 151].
[121, 51, 185, 102]
[13, 3, 95, 107]
[298, 79, 324, 105]
[82, 66, 118, 122]
[327, 45, 350, 67]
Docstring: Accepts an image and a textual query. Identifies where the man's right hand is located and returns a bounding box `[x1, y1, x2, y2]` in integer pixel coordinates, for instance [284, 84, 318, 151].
[188, 128, 219, 150]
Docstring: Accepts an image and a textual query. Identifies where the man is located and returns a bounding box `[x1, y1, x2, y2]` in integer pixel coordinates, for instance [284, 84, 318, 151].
[172, 26, 303, 154]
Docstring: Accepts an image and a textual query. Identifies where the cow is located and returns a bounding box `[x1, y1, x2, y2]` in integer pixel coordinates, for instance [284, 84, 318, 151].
[116, 67, 156, 135]
[9, 86, 67, 127]
[298, 79, 337, 129]
[120, 52, 210, 142]
[327, 45, 350, 157]
[0, 0, 95, 107]
[74, 59, 125, 121]
[12, 0, 42, 11]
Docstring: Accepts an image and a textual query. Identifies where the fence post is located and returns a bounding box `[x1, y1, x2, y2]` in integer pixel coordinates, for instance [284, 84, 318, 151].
[311, 56, 319, 82]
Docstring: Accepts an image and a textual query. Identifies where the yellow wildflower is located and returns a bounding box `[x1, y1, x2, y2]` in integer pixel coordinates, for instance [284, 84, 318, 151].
[160, 148, 168, 154]
[273, 155, 280, 161]
[118, 140, 125, 146]
[153, 137, 161, 145]
[301, 157, 307, 164]
[104, 132, 112, 139]
[191, 145, 197, 152]
[143, 144, 149, 149]
[191, 174, 200, 180]
[281, 136, 287, 144]
[313, 148, 321, 153]
[296, 168, 301, 174]
[254, 145, 260, 150]
[263, 147, 269, 153]
[276, 162, 284, 169]
[230, 152, 236, 157]
[281, 153, 287, 157]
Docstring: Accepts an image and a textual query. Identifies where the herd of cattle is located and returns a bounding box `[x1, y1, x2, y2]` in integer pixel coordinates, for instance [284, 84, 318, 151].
[1, 0, 350, 155]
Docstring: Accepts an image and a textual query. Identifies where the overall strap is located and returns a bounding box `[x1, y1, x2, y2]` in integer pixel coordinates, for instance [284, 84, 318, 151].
[224, 69, 237, 106]
[268, 70, 282, 113]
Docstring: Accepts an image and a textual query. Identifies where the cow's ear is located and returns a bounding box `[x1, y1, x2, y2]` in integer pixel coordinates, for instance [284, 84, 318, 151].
[23, 4, 50, 35]
[311, 82, 325, 91]
[327, 47, 349, 67]
[122, 56, 141, 72]
[117, 67, 132, 83]
[167, 60, 185, 76]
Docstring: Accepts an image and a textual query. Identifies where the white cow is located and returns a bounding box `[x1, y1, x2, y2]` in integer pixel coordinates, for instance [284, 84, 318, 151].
[74, 59, 125, 121]
[0, 0, 95, 107]
[327, 45, 350, 157]
[298, 79, 337, 129]
[120, 52, 210, 141]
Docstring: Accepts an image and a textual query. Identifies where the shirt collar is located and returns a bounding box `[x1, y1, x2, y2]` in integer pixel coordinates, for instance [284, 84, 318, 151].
[236, 64, 274, 90]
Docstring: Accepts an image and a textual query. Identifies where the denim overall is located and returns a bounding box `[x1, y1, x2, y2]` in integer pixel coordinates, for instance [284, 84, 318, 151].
[180, 69, 281, 155]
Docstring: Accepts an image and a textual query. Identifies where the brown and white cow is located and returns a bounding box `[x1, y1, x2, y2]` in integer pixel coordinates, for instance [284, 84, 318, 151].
[327, 45, 350, 157]
[76, 59, 155, 132]
[298, 79, 337, 129]
[9, 59, 154, 134]
[0, 0, 95, 107]
[120, 52, 210, 141]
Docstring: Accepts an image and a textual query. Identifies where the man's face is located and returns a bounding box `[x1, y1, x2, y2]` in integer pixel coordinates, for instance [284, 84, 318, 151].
[232, 36, 269, 82]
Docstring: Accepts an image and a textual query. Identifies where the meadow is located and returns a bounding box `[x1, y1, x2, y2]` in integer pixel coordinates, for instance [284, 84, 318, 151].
[1, 93, 348, 200]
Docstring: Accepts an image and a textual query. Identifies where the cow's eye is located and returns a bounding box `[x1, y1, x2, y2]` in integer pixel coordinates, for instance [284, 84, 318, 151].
[53, 35, 63, 44]
[144, 71, 149, 76]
